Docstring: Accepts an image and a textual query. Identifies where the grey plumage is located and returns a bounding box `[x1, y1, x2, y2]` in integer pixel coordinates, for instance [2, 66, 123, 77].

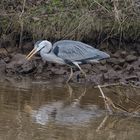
[52, 40, 109, 64]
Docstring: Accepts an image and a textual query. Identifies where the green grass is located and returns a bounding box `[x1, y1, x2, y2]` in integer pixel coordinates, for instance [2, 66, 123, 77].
[0, 0, 140, 46]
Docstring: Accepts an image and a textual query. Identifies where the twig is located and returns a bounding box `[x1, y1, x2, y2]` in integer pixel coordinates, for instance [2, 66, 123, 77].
[97, 85, 113, 114]
[133, 105, 140, 113]
[112, 90, 140, 106]
[95, 83, 121, 88]
[105, 96, 128, 113]
[19, 0, 26, 52]
[98, 84, 129, 113]
[93, 0, 110, 13]
[95, 82, 140, 89]
[19, 0, 26, 18]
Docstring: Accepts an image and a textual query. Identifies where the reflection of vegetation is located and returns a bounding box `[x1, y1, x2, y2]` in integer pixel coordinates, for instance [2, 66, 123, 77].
[96, 83, 140, 116]
[0, 0, 140, 45]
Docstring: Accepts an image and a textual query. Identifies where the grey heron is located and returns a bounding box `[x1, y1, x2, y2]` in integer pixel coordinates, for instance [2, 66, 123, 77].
[26, 40, 110, 82]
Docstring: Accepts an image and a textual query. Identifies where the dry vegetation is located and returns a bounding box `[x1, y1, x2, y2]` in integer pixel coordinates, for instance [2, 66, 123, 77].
[0, 0, 140, 47]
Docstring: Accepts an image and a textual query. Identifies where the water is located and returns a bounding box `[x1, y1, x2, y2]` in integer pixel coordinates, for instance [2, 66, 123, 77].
[0, 79, 140, 140]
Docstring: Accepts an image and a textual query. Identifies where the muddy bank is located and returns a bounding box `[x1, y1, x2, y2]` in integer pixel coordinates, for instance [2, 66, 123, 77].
[0, 43, 140, 86]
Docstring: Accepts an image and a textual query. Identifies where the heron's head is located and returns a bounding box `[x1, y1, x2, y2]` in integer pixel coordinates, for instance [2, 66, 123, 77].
[26, 40, 52, 60]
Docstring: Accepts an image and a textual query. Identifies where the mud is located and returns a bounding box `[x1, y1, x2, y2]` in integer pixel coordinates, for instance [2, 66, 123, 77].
[0, 43, 140, 86]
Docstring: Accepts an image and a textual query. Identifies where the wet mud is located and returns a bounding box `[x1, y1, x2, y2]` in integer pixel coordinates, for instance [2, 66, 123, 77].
[0, 43, 140, 86]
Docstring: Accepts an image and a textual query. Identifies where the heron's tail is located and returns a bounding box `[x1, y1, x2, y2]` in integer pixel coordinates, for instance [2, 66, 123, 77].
[98, 51, 110, 60]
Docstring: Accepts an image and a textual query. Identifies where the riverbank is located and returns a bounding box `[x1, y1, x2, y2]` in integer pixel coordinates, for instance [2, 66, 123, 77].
[0, 1, 140, 86]
[0, 42, 139, 86]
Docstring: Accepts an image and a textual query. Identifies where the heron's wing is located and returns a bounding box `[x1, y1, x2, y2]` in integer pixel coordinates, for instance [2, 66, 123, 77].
[52, 40, 109, 62]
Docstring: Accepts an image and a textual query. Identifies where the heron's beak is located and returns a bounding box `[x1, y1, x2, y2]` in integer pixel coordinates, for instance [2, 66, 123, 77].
[26, 48, 37, 60]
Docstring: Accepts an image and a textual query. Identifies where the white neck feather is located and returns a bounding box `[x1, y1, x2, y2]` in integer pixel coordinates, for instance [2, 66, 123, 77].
[40, 40, 52, 53]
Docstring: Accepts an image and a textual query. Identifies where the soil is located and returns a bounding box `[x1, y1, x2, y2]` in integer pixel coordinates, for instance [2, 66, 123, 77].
[0, 42, 140, 86]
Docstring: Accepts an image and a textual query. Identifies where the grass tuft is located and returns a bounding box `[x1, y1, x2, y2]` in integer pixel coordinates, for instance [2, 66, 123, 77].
[0, 0, 140, 47]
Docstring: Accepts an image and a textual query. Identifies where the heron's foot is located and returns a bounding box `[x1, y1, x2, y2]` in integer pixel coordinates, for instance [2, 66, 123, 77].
[80, 69, 87, 78]
[81, 71, 87, 79]
[76, 74, 80, 82]
[76, 73, 86, 78]
[76, 73, 87, 82]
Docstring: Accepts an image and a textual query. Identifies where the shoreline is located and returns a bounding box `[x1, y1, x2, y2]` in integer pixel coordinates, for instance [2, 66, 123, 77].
[0, 42, 139, 86]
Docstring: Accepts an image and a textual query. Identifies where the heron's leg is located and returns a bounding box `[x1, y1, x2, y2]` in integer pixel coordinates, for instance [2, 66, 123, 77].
[66, 67, 73, 83]
[73, 62, 87, 78]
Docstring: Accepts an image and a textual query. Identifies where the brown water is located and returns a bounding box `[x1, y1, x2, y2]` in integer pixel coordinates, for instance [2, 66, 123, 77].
[0, 79, 140, 140]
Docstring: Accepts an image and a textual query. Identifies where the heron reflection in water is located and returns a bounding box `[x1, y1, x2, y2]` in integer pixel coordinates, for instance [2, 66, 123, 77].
[26, 40, 110, 82]
[24, 84, 104, 125]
